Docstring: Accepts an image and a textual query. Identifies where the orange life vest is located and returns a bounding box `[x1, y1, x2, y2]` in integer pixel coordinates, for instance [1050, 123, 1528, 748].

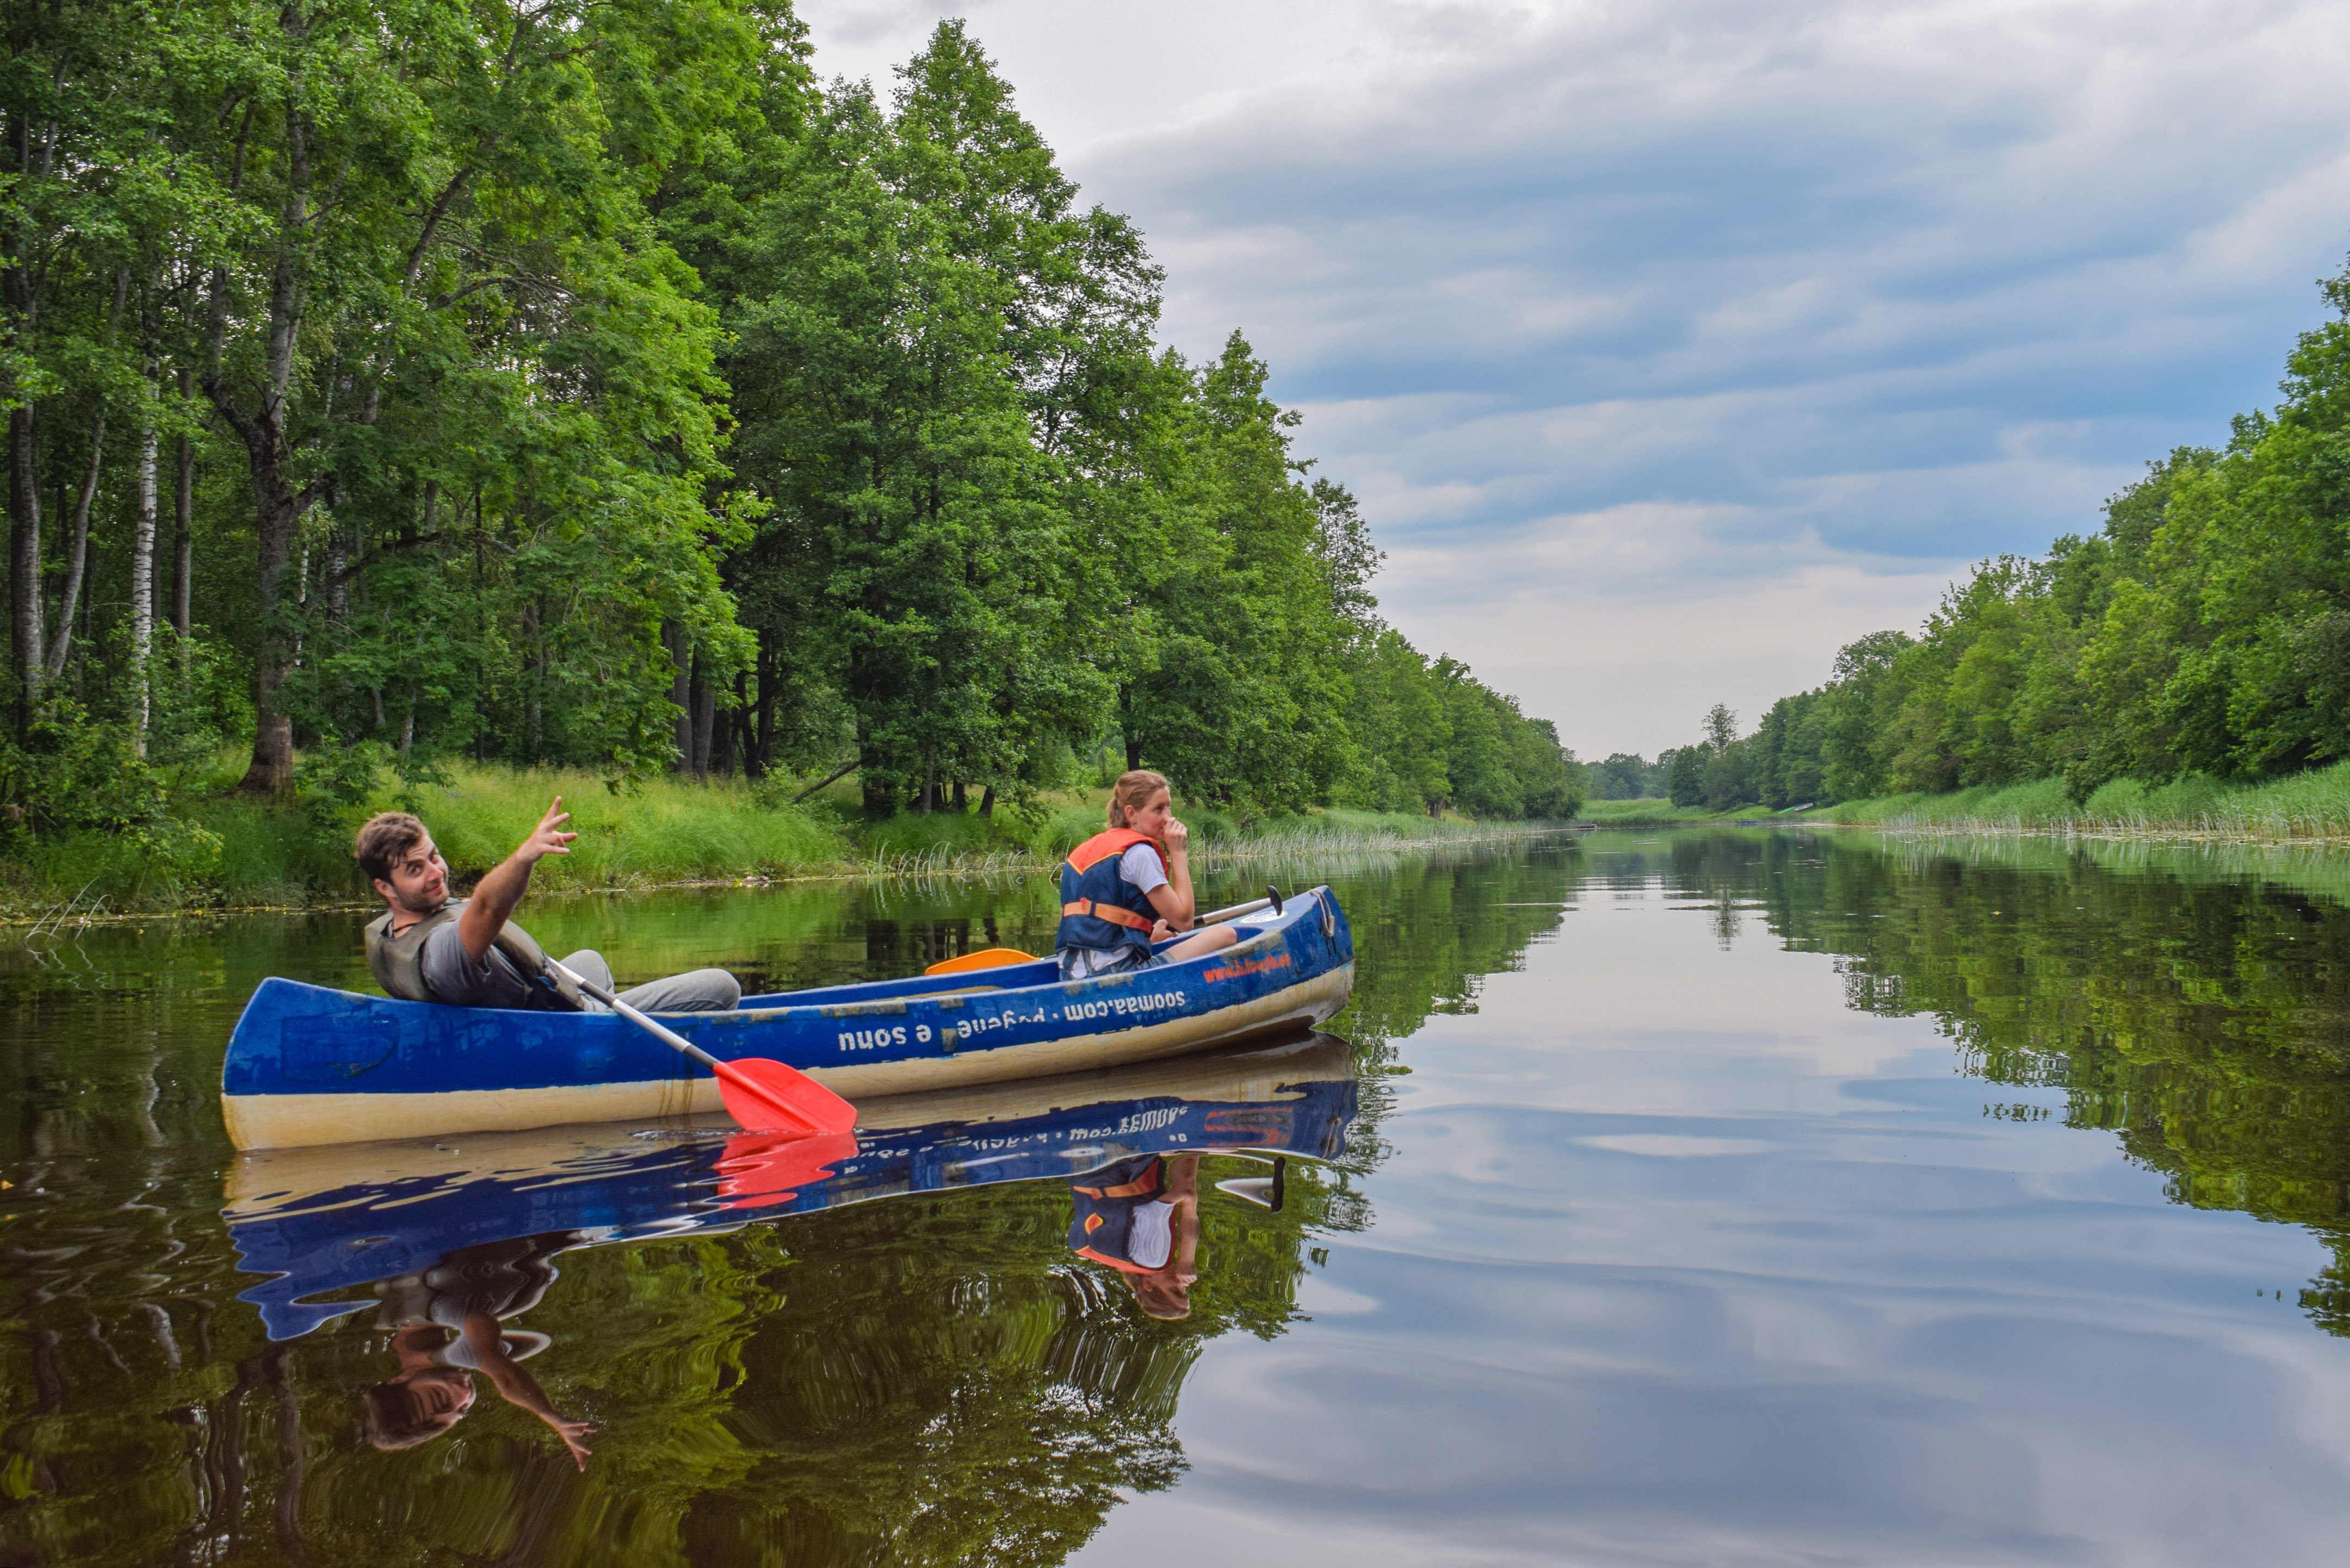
[1056, 828, 1170, 953]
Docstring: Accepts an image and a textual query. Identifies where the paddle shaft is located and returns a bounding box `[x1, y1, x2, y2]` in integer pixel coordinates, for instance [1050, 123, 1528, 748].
[538, 957, 856, 1136]
[542, 956, 725, 1071]
[921, 890, 1301, 976]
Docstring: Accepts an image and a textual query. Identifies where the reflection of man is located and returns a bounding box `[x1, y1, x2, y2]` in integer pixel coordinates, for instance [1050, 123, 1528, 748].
[1068, 1153, 1199, 1320]
[359, 1234, 596, 1469]
[355, 802, 738, 1012]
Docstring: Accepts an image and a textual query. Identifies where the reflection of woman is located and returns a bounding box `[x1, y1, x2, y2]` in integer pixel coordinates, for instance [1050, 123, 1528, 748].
[1067, 1153, 1200, 1319]
[359, 1233, 596, 1469]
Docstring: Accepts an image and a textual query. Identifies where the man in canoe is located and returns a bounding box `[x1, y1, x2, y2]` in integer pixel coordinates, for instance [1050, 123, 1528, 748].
[355, 799, 740, 1012]
[1057, 770, 1239, 982]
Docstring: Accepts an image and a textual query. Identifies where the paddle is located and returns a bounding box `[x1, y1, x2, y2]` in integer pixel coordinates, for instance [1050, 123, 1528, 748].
[1201, 885, 1284, 925]
[918, 885, 1293, 975]
[542, 957, 857, 1136]
[923, 946, 1037, 977]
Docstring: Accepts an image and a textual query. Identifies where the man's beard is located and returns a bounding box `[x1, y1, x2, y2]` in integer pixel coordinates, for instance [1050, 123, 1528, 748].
[394, 883, 448, 916]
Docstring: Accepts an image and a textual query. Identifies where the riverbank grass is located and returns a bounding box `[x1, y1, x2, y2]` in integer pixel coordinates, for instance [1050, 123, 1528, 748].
[0, 759, 1579, 918]
[0, 761, 857, 918]
[1823, 760, 2350, 840]
[412, 769, 848, 891]
[1575, 798, 1794, 826]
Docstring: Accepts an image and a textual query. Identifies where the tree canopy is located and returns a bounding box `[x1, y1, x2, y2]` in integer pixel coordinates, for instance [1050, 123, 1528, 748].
[2, 5, 1579, 833]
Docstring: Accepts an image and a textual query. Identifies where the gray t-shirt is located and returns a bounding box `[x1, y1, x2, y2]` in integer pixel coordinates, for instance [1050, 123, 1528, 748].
[416, 909, 541, 1009]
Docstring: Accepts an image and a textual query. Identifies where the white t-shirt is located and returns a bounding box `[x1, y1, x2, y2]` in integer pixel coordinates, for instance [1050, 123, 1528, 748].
[1119, 843, 1168, 896]
[1125, 1197, 1176, 1269]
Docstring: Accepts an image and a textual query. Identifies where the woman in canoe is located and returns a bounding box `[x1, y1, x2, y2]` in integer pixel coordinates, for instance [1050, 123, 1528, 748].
[1067, 1151, 1201, 1320]
[1057, 770, 1238, 981]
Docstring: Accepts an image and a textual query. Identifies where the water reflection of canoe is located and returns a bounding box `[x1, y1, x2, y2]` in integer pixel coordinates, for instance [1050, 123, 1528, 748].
[221, 885, 1355, 1150]
[224, 1036, 1360, 1338]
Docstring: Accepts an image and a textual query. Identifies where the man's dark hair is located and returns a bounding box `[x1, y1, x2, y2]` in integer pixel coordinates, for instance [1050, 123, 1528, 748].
[361, 1371, 470, 1451]
[355, 813, 428, 884]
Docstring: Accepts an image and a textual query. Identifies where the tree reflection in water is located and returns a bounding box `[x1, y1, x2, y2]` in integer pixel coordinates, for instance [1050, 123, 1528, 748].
[1613, 829, 2350, 1336]
[161, 1039, 1360, 1564]
[34, 834, 2350, 1561]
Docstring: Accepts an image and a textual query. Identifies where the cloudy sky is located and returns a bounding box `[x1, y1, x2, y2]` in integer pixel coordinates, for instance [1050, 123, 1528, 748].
[797, 0, 2350, 759]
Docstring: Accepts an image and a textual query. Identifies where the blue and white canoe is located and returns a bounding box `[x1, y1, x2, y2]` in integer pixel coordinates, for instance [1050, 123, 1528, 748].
[221, 885, 1355, 1150]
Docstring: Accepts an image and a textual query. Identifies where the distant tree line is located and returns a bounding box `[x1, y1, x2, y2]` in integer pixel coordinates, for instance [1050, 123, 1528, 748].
[1644, 264, 2350, 811]
[2, 3, 1580, 832]
[1587, 752, 1674, 800]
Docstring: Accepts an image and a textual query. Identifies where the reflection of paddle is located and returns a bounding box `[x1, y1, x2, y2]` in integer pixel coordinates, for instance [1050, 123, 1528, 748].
[542, 957, 856, 1136]
[921, 887, 1294, 976]
[715, 1129, 861, 1208]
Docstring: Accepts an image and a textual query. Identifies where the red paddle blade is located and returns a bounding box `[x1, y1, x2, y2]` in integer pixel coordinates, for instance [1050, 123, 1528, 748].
[715, 1057, 859, 1136]
[715, 1128, 860, 1209]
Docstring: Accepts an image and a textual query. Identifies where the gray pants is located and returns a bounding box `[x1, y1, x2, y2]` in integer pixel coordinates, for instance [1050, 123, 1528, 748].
[559, 950, 741, 1014]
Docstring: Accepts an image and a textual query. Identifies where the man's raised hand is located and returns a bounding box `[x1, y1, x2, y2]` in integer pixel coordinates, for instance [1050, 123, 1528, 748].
[519, 797, 577, 864]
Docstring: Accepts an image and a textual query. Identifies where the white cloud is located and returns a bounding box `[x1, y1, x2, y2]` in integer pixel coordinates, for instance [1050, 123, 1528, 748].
[797, 0, 2350, 756]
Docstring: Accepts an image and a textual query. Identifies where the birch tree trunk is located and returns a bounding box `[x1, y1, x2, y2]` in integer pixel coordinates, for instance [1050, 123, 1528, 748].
[43, 265, 128, 683]
[5, 100, 49, 733]
[42, 406, 105, 678]
[130, 411, 157, 753]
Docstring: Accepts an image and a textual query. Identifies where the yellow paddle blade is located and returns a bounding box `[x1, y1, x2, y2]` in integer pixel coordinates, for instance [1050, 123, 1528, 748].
[923, 946, 1038, 976]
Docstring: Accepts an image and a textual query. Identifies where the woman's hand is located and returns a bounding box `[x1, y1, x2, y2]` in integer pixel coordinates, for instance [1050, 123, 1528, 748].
[1162, 815, 1189, 855]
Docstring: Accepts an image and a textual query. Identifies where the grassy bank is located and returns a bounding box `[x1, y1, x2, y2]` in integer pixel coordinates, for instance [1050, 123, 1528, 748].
[1, 759, 1576, 920]
[1575, 798, 1805, 827]
[1819, 760, 2350, 842]
[870, 797, 1568, 866]
[1, 761, 853, 919]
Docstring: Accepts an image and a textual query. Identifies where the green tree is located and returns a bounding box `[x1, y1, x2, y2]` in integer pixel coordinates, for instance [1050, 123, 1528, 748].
[1668, 740, 1710, 807]
[1118, 334, 1355, 811]
[1334, 629, 1450, 813]
[3, 7, 1582, 849]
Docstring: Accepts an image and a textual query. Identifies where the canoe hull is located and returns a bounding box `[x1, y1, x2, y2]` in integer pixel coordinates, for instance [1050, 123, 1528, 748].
[224, 1036, 1362, 1340]
[221, 885, 1355, 1150]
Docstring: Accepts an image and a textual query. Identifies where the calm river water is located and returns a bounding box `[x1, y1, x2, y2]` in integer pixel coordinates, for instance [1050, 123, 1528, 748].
[10, 828, 2350, 1565]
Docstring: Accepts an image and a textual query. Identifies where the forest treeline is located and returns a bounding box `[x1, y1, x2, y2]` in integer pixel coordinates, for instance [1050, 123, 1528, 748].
[1635, 265, 2350, 813]
[1, 0, 1580, 851]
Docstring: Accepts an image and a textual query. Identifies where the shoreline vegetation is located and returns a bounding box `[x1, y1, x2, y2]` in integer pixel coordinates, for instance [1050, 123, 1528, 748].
[1592, 268, 2350, 846]
[1816, 760, 2350, 844]
[1579, 757, 2350, 846]
[0, 755, 1574, 924]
